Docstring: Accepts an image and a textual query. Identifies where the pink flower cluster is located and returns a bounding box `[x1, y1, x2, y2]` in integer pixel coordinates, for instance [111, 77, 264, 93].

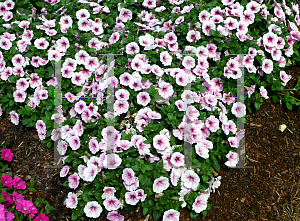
[0, 182, 49, 220]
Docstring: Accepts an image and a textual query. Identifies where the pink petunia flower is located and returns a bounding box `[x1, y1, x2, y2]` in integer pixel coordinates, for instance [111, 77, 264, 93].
[259, 86, 269, 99]
[68, 173, 80, 190]
[153, 176, 169, 193]
[103, 196, 120, 211]
[231, 102, 246, 118]
[16, 200, 33, 214]
[60, 165, 70, 177]
[12, 191, 24, 204]
[137, 92, 151, 106]
[181, 170, 200, 191]
[84, 201, 102, 218]
[125, 191, 139, 205]
[13, 89, 27, 103]
[122, 168, 135, 186]
[225, 151, 239, 168]
[1, 149, 13, 162]
[34, 213, 49, 221]
[107, 211, 124, 221]
[163, 209, 180, 221]
[2, 192, 13, 207]
[14, 177, 26, 190]
[192, 194, 209, 213]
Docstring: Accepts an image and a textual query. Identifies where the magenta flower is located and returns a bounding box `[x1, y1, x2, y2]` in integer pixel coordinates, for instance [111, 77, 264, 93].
[34, 213, 49, 221]
[12, 191, 24, 204]
[1, 192, 13, 207]
[280, 71, 291, 83]
[16, 78, 29, 91]
[89, 138, 100, 155]
[1, 175, 14, 188]
[195, 144, 209, 159]
[262, 59, 273, 74]
[102, 187, 116, 200]
[259, 86, 269, 99]
[1, 149, 13, 162]
[13, 177, 26, 190]
[16, 200, 33, 214]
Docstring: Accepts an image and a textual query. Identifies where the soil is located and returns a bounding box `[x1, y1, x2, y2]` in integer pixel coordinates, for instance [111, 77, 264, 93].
[0, 65, 299, 221]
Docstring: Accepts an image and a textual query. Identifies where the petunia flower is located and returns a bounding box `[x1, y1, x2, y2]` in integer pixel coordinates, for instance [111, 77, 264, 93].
[106, 211, 124, 221]
[84, 201, 102, 218]
[68, 173, 80, 190]
[34, 213, 49, 221]
[192, 194, 209, 213]
[259, 86, 269, 99]
[225, 151, 239, 168]
[9, 111, 19, 125]
[181, 170, 200, 190]
[1, 149, 13, 162]
[16, 200, 33, 214]
[103, 196, 120, 211]
[60, 165, 69, 178]
[163, 209, 180, 221]
[153, 176, 169, 193]
[231, 102, 246, 118]
[125, 191, 139, 205]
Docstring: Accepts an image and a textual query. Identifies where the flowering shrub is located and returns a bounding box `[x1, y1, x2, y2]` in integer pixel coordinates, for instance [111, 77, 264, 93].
[0, 0, 299, 220]
[0, 142, 53, 220]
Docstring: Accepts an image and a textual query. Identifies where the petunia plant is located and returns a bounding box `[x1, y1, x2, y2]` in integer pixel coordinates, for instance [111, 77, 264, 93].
[0, 0, 299, 220]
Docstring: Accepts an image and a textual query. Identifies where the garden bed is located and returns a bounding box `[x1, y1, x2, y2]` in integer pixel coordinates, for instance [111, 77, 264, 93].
[0, 65, 299, 220]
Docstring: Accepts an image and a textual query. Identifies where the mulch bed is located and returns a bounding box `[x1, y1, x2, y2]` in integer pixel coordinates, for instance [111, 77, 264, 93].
[0, 65, 299, 220]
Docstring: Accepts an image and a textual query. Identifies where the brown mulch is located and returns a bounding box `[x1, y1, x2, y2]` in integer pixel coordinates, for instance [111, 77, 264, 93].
[0, 65, 299, 221]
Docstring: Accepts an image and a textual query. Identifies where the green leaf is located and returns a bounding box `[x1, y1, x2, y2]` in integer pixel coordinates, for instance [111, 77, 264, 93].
[160, 195, 168, 205]
[196, 84, 207, 92]
[138, 174, 148, 186]
[190, 210, 198, 219]
[209, 155, 220, 172]
[27, 187, 37, 192]
[202, 210, 208, 217]
[30, 177, 35, 187]
[254, 101, 262, 110]
[143, 207, 148, 216]
[35, 1, 44, 7]
[272, 95, 278, 103]
[286, 91, 290, 99]
[286, 101, 292, 110]
[295, 77, 300, 91]
[145, 164, 155, 171]
[153, 210, 162, 221]
[207, 203, 212, 210]
[192, 159, 201, 168]
[8, 100, 14, 106]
